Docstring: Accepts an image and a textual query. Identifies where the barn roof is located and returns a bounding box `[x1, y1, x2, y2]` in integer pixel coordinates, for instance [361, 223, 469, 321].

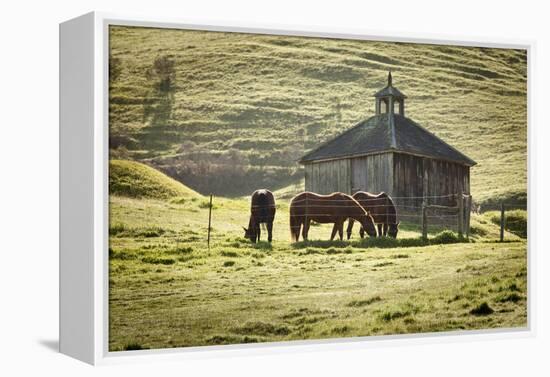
[374, 85, 406, 99]
[374, 71, 406, 98]
[299, 113, 476, 166]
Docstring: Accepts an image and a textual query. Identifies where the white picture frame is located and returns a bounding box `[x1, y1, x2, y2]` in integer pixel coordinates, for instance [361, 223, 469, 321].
[59, 11, 534, 365]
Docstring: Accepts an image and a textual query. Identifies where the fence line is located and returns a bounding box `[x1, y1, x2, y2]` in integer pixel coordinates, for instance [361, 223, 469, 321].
[207, 192, 472, 245]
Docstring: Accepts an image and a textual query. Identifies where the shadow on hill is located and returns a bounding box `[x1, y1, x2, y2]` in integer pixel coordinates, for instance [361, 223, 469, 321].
[138, 87, 176, 151]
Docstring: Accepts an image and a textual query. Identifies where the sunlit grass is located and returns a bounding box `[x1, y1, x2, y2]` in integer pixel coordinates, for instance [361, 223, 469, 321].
[108, 195, 527, 351]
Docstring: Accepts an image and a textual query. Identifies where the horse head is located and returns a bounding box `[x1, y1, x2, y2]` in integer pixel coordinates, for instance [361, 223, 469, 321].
[242, 226, 257, 243]
[361, 213, 378, 237]
[388, 221, 399, 238]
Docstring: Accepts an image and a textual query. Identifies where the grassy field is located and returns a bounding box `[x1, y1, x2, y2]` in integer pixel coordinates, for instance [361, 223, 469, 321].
[109, 26, 527, 206]
[108, 162, 527, 351]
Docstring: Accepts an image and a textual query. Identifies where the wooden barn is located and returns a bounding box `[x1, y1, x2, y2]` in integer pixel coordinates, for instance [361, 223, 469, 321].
[299, 72, 476, 222]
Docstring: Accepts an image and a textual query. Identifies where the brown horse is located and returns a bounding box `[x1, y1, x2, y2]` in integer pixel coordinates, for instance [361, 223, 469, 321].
[243, 189, 276, 243]
[289, 192, 377, 242]
[346, 191, 399, 238]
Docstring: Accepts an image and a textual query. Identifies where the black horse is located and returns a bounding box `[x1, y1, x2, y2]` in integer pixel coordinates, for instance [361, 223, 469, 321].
[243, 189, 276, 243]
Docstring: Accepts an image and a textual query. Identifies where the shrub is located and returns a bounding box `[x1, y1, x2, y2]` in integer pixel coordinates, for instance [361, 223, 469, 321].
[469, 302, 494, 316]
[170, 197, 186, 204]
[174, 246, 193, 254]
[199, 200, 216, 209]
[109, 248, 135, 260]
[109, 223, 128, 236]
[488, 209, 527, 238]
[495, 293, 522, 303]
[431, 230, 466, 244]
[221, 250, 239, 258]
[504, 210, 527, 238]
[123, 343, 147, 351]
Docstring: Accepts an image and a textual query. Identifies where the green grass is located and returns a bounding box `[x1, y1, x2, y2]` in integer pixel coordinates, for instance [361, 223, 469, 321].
[108, 26, 527, 205]
[108, 194, 527, 351]
[109, 159, 201, 199]
[486, 209, 528, 238]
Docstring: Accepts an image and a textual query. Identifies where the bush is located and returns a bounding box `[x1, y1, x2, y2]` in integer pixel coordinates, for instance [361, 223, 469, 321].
[504, 210, 527, 238]
[487, 209, 527, 238]
[469, 302, 494, 316]
[123, 343, 147, 351]
[431, 230, 465, 244]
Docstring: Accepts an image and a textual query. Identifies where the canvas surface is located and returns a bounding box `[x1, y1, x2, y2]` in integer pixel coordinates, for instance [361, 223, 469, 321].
[107, 25, 527, 352]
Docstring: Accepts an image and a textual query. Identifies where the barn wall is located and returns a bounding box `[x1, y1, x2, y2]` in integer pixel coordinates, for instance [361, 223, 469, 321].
[304, 159, 351, 194]
[392, 153, 470, 225]
[350, 153, 393, 194]
[392, 153, 470, 203]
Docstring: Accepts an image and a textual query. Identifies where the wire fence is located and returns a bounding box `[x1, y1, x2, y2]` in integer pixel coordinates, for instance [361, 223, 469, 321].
[235, 192, 473, 241]
[207, 191, 527, 243]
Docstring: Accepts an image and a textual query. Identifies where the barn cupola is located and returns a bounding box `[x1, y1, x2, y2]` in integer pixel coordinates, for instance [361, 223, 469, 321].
[374, 71, 407, 116]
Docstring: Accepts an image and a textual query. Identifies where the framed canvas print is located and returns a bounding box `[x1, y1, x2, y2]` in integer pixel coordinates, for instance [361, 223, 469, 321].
[59, 12, 532, 365]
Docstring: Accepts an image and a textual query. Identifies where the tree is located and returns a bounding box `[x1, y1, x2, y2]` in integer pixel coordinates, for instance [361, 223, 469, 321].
[147, 55, 176, 92]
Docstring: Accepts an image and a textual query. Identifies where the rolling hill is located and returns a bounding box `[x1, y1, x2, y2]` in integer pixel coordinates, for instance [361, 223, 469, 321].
[109, 159, 201, 199]
[108, 26, 527, 205]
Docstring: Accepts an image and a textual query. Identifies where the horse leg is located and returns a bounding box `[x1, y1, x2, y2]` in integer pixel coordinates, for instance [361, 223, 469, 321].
[359, 226, 365, 238]
[256, 223, 261, 242]
[267, 221, 273, 243]
[330, 223, 338, 241]
[383, 223, 389, 237]
[377, 224, 383, 237]
[302, 219, 310, 241]
[337, 219, 344, 240]
[346, 219, 354, 240]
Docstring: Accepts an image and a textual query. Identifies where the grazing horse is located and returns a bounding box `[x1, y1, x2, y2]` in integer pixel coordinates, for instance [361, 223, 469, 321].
[346, 191, 399, 238]
[289, 192, 377, 242]
[243, 189, 276, 243]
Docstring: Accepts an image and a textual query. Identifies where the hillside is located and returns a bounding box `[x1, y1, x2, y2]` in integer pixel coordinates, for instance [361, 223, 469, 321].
[109, 26, 527, 204]
[109, 159, 200, 199]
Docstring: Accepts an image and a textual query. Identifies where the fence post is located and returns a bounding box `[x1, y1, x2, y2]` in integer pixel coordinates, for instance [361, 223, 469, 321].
[457, 193, 464, 237]
[500, 201, 505, 242]
[465, 194, 472, 239]
[207, 194, 213, 249]
[421, 201, 428, 241]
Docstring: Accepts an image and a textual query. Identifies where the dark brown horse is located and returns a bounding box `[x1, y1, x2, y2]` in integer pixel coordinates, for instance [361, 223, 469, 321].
[346, 191, 399, 238]
[243, 189, 276, 243]
[289, 192, 377, 242]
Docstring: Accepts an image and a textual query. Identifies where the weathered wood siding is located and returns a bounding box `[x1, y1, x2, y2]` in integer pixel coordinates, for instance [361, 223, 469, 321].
[304, 159, 351, 194]
[392, 152, 470, 224]
[303, 152, 470, 226]
[350, 153, 393, 194]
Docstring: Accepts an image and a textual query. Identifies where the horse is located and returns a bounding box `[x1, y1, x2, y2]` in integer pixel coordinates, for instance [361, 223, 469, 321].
[243, 189, 276, 243]
[289, 192, 377, 242]
[346, 191, 399, 238]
